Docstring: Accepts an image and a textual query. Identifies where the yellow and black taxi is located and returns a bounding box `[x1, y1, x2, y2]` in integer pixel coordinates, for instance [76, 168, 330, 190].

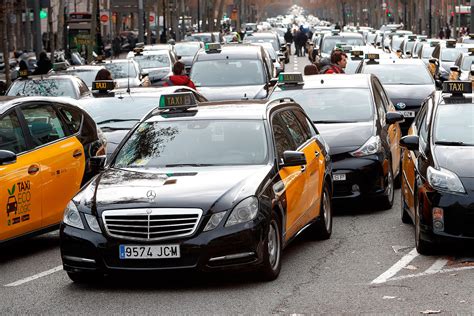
[60, 92, 333, 282]
[189, 43, 276, 101]
[270, 73, 404, 208]
[6, 75, 91, 99]
[78, 82, 207, 158]
[431, 40, 474, 81]
[400, 81, 474, 254]
[356, 54, 436, 134]
[0, 96, 105, 244]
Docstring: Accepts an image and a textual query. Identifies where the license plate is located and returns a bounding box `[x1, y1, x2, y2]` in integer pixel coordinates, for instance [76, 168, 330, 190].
[333, 174, 346, 181]
[399, 111, 415, 118]
[119, 245, 180, 259]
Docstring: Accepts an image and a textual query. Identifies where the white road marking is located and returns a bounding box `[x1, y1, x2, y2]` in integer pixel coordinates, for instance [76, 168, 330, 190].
[388, 265, 474, 282]
[4, 265, 63, 287]
[371, 248, 419, 284]
[424, 259, 448, 274]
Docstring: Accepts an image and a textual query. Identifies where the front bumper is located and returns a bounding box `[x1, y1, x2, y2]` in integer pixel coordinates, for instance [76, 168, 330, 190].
[60, 215, 267, 274]
[418, 186, 474, 242]
[330, 153, 387, 200]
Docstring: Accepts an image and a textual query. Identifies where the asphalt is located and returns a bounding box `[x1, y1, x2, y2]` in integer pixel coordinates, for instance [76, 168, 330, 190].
[0, 55, 473, 315]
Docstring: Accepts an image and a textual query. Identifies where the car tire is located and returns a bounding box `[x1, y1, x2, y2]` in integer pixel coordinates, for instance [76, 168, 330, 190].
[67, 271, 103, 284]
[415, 199, 436, 255]
[259, 213, 282, 281]
[401, 181, 412, 224]
[309, 183, 333, 240]
[378, 165, 395, 210]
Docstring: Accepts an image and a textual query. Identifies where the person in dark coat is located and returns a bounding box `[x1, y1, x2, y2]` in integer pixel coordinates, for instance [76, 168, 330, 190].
[33, 51, 53, 75]
[295, 28, 308, 57]
[284, 28, 294, 54]
[112, 36, 121, 58]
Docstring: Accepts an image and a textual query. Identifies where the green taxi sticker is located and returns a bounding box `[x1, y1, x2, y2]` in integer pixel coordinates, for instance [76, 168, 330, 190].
[278, 72, 303, 84]
[159, 92, 197, 108]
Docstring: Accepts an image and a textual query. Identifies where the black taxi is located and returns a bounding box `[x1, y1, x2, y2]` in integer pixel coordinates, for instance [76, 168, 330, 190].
[400, 81, 474, 254]
[60, 92, 333, 282]
[270, 73, 404, 208]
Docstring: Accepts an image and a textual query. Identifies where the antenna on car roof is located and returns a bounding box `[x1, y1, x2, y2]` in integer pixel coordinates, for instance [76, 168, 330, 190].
[126, 60, 131, 94]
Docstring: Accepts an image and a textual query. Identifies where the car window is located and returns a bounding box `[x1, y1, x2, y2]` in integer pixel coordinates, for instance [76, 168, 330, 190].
[21, 104, 66, 147]
[373, 79, 390, 112]
[419, 108, 429, 143]
[57, 105, 83, 134]
[0, 111, 27, 154]
[272, 115, 296, 162]
[279, 110, 307, 148]
[372, 82, 386, 125]
[77, 78, 90, 96]
[292, 110, 313, 140]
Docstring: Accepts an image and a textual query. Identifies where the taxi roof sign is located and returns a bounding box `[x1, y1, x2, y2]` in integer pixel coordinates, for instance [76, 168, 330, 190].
[52, 62, 68, 71]
[469, 33, 474, 39]
[446, 40, 456, 48]
[205, 43, 222, 52]
[19, 69, 28, 78]
[442, 81, 472, 95]
[278, 72, 304, 84]
[92, 80, 115, 91]
[468, 47, 474, 54]
[351, 50, 363, 56]
[133, 47, 144, 56]
[430, 41, 439, 47]
[408, 35, 417, 41]
[159, 92, 197, 109]
[365, 53, 380, 60]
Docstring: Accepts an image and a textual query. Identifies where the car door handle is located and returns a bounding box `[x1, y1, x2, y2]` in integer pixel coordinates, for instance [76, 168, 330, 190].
[73, 150, 83, 158]
[301, 165, 306, 172]
[315, 151, 320, 157]
[28, 165, 40, 175]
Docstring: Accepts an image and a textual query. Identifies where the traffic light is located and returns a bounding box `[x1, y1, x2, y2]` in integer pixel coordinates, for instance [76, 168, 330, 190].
[385, 9, 392, 17]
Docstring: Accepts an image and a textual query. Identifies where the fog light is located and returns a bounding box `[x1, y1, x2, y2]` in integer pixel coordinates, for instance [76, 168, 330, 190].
[432, 208, 444, 231]
[352, 184, 360, 193]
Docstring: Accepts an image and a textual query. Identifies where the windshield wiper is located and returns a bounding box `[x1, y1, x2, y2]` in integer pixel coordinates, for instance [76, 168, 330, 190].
[99, 126, 132, 131]
[97, 118, 140, 125]
[435, 141, 474, 146]
[165, 163, 215, 167]
[313, 120, 358, 124]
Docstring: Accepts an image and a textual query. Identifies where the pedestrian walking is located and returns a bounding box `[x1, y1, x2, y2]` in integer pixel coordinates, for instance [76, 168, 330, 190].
[284, 28, 294, 55]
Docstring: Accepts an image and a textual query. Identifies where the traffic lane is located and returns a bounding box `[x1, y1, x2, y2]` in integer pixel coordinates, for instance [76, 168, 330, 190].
[0, 231, 61, 285]
[1, 190, 473, 314]
[289, 51, 311, 73]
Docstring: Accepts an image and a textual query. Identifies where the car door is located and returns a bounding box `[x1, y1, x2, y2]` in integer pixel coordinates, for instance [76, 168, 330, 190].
[0, 109, 43, 241]
[271, 112, 307, 241]
[19, 102, 86, 228]
[374, 78, 401, 176]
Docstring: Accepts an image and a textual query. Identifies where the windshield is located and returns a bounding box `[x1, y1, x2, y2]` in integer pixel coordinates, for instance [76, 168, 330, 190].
[7, 79, 76, 98]
[461, 55, 474, 71]
[271, 88, 373, 122]
[404, 41, 415, 53]
[441, 48, 461, 62]
[322, 37, 364, 54]
[133, 54, 170, 69]
[185, 34, 213, 43]
[113, 120, 268, 167]
[104, 62, 138, 79]
[245, 36, 279, 51]
[67, 69, 99, 87]
[191, 59, 265, 87]
[362, 64, 434, 85]
[422, 46, 435, 58]
[78, 96, 158, 129]
[434, 104, 474, 145]
[175, 44, 200, 57]
[391, 37, 404, 51]
[367, 33, 377, 44]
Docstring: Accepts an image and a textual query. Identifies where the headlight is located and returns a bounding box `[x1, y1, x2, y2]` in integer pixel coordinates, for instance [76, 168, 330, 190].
[85, 214, 101, 233]
[225, 197, 259, 227]
[63, 201, 84, 229]
[350, 135, 381, 157]
[427, 166, 466, 194]
[203, 212, 226, 231]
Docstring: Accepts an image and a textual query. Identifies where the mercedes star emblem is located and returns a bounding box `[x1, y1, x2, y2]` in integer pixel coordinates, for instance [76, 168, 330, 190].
[396, 102, 407, 109]
[146, 190, 157, 202]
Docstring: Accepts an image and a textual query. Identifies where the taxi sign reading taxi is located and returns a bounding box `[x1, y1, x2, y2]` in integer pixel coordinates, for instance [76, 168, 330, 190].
[205, 43, 221, 52]
[469, 47, 474, 54]
[365, 53, 380, 60]
[92, 80, 115, 91]
[159, 93, 197, 108]
[19, 70, 28, 78]
[278, 72, 304, 84]
[443, 81, 472, 95]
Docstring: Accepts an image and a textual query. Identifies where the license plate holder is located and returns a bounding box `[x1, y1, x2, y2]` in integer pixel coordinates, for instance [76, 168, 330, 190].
[399, 111, 415, 118]
[333, 174, 346, 181]
[119, 244, 181, 259]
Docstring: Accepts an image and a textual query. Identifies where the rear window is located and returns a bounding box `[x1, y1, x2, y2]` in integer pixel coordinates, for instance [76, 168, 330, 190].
[7, 79, 76, 98]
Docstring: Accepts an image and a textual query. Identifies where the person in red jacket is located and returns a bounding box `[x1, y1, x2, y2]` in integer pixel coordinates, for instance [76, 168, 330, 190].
[320, 50, 347, 74]
[164, 61, 197, 89]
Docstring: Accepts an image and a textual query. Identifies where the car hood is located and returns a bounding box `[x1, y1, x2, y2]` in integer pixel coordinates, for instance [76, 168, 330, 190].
[115, 78, 141, 88]
[434, 145, 474, 178]
[315, 122, 374, 155]
[75, 165, 273, 216]
[196, 85, 268, 101]
[100, 129, 131, 159]
[145, 67, 172, 82]
[383, 84, 435, 106]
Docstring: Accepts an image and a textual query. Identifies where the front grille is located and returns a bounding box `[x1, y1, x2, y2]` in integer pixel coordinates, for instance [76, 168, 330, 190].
[102, 208, 203, 241]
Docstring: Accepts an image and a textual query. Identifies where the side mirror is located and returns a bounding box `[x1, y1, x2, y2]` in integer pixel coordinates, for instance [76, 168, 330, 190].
[281, 151, 307, 167]
[269, 78, 278, 87]
[141, 70, 149, 78]
[0, 150, 17, 165]
[435, 79, 443, 89]
[89, 155, 107, 173]
[177, 55, 182, 60]
[400, 135, 419, 151]
[278, 55, 286, 63]
[280, 44, 287, 51]
[386, 112, 405, 125]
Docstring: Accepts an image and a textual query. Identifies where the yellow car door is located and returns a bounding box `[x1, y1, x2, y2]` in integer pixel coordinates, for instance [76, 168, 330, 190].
[20, 103, 86, 228]
[271, 114, 308, 241]
[0, 111, 43, 242]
